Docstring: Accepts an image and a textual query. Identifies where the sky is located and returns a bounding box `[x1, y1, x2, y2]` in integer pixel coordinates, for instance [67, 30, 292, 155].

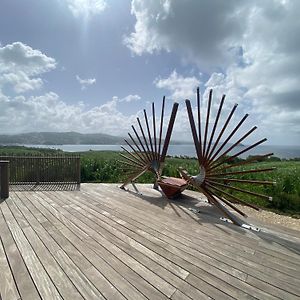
[0, 0, 299, 145]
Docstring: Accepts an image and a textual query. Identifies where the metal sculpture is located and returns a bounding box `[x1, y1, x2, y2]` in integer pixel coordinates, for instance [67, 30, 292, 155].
[120, 98, 187, 195]
[180, 88, 275, 226]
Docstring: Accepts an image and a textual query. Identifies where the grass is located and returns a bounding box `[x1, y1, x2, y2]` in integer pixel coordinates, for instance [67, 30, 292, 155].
[1, 146, 299, 217]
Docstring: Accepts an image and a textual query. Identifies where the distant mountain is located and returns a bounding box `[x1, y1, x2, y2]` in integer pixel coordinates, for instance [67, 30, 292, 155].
[0, 132, 125, 145]
[0, 131, 190, 145]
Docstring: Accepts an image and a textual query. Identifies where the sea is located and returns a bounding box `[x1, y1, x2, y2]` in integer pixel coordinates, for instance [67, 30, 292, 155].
[22, 144, 300, 159]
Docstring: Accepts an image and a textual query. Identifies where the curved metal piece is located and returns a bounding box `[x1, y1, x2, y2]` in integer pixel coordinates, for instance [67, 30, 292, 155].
[120, 98, 179, 188]
[185, 89, 274, 225]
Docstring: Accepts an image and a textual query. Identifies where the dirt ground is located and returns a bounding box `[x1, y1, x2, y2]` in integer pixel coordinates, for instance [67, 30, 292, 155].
[236, 205, 300, 232]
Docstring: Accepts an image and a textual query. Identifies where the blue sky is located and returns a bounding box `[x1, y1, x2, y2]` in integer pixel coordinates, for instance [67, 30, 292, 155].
[0, 0, 299, 145]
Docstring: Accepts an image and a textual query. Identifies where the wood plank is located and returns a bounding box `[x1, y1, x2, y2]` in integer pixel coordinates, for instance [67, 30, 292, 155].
[20, 193, 129, 300]
[46, 191, 190, 280]
[101, 184, 300, 256]
[81, 186, 300, 297]
[88, 185, 300, 277]
[1, 202, 62, 300]
[14, 192, 92, 272]
[171, 290, 194, 300]
[1, 185, 298, 300]
[22, 191, 161, 300]
[48, 190, 277, 300]
[44, 192, 221, 300]
[7, 197, 84, 300]
[0, 233, 20, 300]
[53, 250, 106, 300]
[35, 193, 177, 299]
[93, 183, 300, 261]
[61, 189, 280, 300]
[0, 206, 40, 300]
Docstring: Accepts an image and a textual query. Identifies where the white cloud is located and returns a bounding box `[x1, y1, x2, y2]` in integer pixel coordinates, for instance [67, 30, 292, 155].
[66, 0, 107, 18]
[128, 0, 300, 144]
[0, 91, 144, 136]
[0, 41, 142, 136]
[118, 94, 141, 102]
[0, 42, 56, 75]
[0, 42, 56, 93]
[76, 75, 96, 90]
[154, 70, 200, 101]
[125, 0, 249, 69]
[0, 72, 43, 93]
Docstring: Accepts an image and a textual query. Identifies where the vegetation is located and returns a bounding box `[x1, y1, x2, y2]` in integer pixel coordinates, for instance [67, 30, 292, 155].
[0, 145, 64, 155]
[0, 131, 189, 145]
[1, 146, 299, 217]
[0, 132, 125, 145]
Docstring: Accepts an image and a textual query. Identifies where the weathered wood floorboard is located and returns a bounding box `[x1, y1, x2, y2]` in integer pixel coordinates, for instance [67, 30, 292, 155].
[90, 184, 300, 263]
[0, 183, 299, 300]
[81, 186, 300, 291]
[78, 188, 300, 286]
[54, 191, 283, 299]
[77, 186, 299, 299]
[51, 190, 275, 300]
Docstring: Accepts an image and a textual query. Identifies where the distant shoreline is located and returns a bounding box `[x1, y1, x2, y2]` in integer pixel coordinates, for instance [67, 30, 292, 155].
[1, 144, 300, 159]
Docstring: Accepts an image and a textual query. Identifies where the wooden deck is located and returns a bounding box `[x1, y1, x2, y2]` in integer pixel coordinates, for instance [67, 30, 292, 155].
[0, 183, 300, 300]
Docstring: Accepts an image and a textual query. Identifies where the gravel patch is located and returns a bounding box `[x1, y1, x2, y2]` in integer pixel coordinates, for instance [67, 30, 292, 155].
[236, 205, 300, 232]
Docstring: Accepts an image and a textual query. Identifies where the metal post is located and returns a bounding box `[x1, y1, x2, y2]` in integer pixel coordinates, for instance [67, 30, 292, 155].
[0, 161, 9, 199]
[77, 157, 81, 190]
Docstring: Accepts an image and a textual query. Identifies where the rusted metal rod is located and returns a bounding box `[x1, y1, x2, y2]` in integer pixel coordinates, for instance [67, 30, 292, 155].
[202, 188, 242, 225]
[185, 99, 202, 163]
[124, 138, 148, 166]
[137, 118, 152, 157]
[207, 177, 275, 185]
[207, 114, 249, 164]
[120, 146, 145, 164]
[120, 99, 179, 190]
[117, 160, 139, 169]
[132, 124, 152, 162]
[160, 102, 179, 163]
[203, 89, 212, 158]
[197, 87, 203, 159]
[206, 186, 247, 217]
[120, 153, 144, 167]
[158, 96, 165, 159]
[206, 178, 272, 200]
[206, 104, 238, 162]
[207, 167, 276, 177]
[152, 102, 159, 162]
[205, 182, 260, 210]
[215, 153, 274, 172]
[208, 138, 267, 171]
[208, 125, 257, 169]
[204, 94, 225, 161]
[144, 109, 155, 161]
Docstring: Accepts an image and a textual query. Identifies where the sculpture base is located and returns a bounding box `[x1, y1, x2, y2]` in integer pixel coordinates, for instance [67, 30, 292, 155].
[157, 177, 188, 199]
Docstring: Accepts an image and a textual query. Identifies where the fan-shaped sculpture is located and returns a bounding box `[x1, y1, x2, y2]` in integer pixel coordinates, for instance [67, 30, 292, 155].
[120, 98, 188, 196]
[180, 88, 275, 226]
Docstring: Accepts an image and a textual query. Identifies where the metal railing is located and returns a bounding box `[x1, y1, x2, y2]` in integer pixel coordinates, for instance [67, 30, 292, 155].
[0, 155, 80, 191]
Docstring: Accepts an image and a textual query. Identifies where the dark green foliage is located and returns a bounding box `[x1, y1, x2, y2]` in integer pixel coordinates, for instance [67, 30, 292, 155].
[0, 145, 64, 155]
[0, 132, 125, 145]
[224, 160, 300, 216]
